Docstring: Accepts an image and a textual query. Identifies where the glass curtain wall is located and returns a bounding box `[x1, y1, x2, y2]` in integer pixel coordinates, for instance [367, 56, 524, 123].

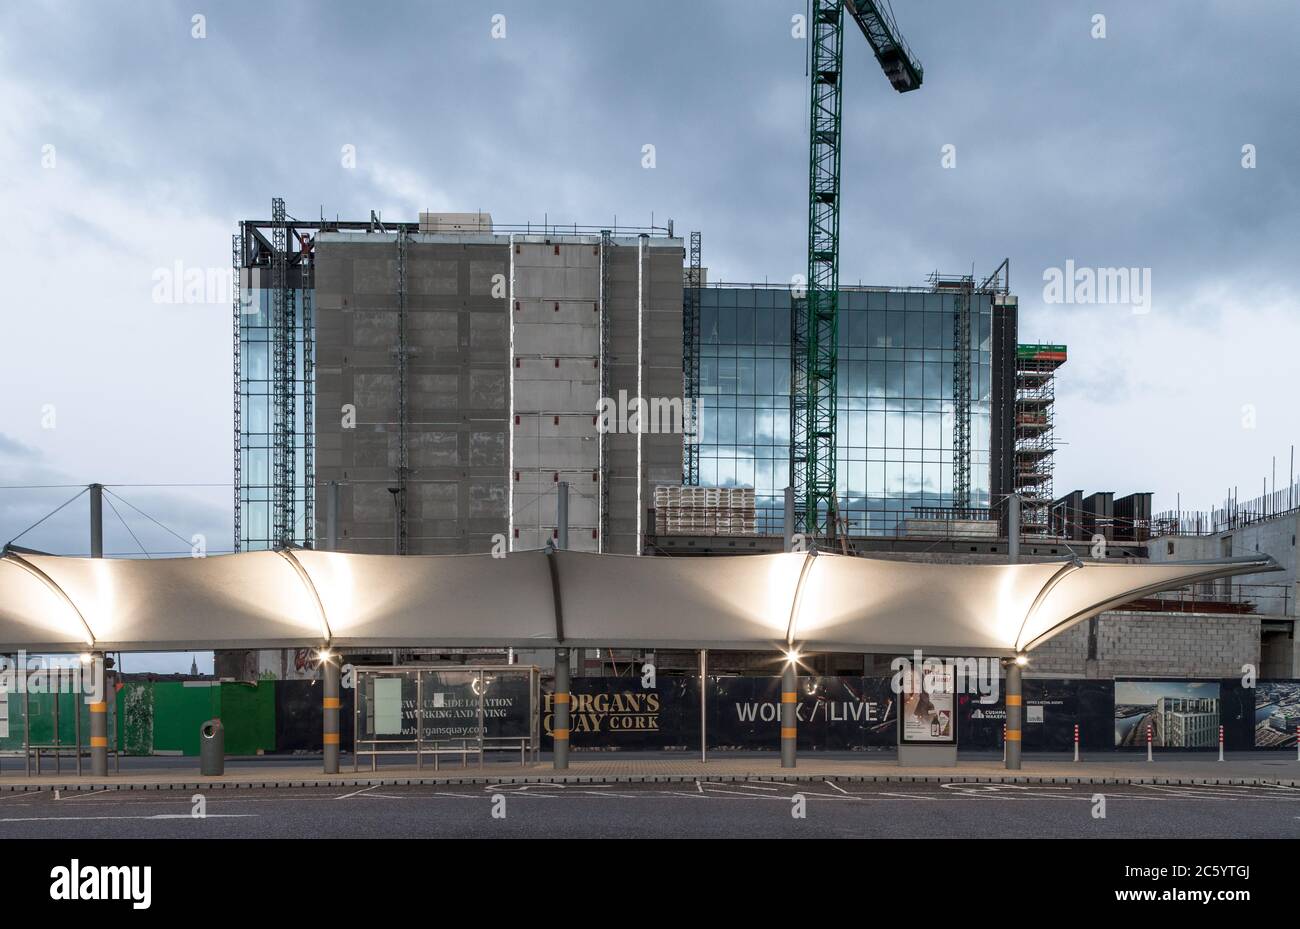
[696, 285, 991, 535]
[238, 285, 313, 550]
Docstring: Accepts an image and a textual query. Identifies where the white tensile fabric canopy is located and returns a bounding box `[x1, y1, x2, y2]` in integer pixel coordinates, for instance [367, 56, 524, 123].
[0, 548, 1278, 656]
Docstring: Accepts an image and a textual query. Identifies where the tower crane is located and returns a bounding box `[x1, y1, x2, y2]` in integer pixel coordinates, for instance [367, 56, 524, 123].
[793, 0, 923, 540]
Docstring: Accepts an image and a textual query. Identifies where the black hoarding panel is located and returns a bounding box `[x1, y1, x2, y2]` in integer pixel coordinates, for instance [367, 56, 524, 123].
[711, 676, 895, 751]
[274, 679, 354, 753]
[958, 679, 1114, 752]
[541, 677, 697, 751]
[1220, 679, 1254, 751]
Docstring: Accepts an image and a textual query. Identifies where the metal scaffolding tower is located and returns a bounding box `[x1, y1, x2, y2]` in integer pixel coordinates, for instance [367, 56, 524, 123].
[1015, 344, 1066, 536]
[598, 230, 613, 550]
[232, 232, 243, 552]
[927, 271, 975, 510]
[683, 231, 702, 486]
[270, 197, 297, 548]
[299, 229, 315, 547]
[952, 278, 973, 510]
[395, 229, 410, 554]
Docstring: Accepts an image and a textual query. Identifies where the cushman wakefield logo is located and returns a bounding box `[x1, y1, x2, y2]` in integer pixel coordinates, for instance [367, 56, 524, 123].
[50, 860, 151, 909]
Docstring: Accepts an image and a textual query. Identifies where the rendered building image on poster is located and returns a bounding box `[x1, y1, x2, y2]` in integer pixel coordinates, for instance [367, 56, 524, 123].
[1254, 681, 1300, 749]
[1114, 681, 1221, 749]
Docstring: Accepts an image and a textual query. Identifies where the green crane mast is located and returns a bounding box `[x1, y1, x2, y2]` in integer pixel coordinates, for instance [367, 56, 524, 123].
[794, 0, 923, 539]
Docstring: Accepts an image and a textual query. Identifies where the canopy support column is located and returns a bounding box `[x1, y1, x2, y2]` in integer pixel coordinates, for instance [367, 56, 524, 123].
[323, 655, 340, 774]
[553, 647, 570, 770]
[781, 659, 797, 768]
[89, 652, 107, 776]
[1005, 658, 1022, 770]
[89, 484, 107, 776]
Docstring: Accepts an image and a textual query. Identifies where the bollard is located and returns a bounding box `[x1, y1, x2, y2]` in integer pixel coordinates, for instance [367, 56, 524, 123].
[1001, 723, 1006, 763]
[1218, 725, 1224, 762]
[1073, 723, 1079, 763]
[1146, 724, 1153, 763]
[199, 719, 225, 776]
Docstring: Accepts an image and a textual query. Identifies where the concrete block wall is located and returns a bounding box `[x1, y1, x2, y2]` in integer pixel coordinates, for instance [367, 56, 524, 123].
[1028, 610, 1261, 678]
[314, 234, 509, 554]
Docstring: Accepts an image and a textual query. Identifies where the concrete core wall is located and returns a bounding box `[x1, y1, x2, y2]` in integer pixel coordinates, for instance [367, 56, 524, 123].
[315, 234, 509, 554]
[313, 230, 683, 556]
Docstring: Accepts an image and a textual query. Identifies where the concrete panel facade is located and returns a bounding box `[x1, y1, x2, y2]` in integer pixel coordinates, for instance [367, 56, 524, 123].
[314, 229, 683, 557]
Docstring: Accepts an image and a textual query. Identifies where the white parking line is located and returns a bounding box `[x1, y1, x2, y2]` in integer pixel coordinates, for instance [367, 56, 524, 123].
[0, 813, 256, 823]
[824, 780, 848, 795]
[335, 784, 382, 800]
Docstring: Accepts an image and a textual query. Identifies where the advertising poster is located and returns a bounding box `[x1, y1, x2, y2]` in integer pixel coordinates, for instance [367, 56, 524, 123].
[1253, 680, 1300, 749]
[899, 666, 955, 744]
[1114, 680, 1221, 749]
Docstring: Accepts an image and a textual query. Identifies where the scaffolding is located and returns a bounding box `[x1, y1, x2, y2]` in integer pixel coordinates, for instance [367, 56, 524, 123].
[927, 272, 975, 511]
[682, 231, 702, 487]
[299, 229, 315, 548]
[598, 230, 613, 551]
[270, 197, 297, 548]
[231, 233, 243, 553]
[234, 199, 315, 552]
[1015, 344, 1066, 536]
[395, 229, 410, 554]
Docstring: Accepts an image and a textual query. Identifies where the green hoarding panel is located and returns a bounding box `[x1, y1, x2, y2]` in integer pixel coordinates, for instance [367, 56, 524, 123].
[151, 682, 221, 756]
[219, 682, 276, 756]
[116, 682, 155, 756]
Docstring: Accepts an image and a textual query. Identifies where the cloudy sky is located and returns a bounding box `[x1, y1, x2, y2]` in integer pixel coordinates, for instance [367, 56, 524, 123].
[1, 1, 1297, 669]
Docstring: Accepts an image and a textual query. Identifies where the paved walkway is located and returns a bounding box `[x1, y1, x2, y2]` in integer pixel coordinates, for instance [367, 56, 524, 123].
[2, 752, 1297, 791]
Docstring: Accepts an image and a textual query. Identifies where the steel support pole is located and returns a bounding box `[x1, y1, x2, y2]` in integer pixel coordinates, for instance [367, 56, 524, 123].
[1007, 492, 1020, 564]
[326, 480, 339, 551]
[89, 482, 104, 557]
[89, 484, 107, 776]
[323, 656, 340, 774]
[783, 486, 796, 552]
[553, 648, 570, 770]
[1005, 659, 1022, 770]
[780, 659, 797, 768]
[557, 481, 569, 551]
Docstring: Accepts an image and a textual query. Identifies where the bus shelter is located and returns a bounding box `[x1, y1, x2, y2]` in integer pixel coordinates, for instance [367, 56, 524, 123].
[353, 664, 539, 771]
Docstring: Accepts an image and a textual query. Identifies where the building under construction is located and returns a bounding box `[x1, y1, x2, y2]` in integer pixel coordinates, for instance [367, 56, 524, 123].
[235, 204, 683, 557]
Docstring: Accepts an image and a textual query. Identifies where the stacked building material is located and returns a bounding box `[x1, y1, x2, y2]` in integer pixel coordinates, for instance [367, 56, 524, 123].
[654, 486, 756, 536]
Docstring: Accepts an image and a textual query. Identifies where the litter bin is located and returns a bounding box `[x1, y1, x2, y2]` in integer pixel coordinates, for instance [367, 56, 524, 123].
[199, 719, 225, 776]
